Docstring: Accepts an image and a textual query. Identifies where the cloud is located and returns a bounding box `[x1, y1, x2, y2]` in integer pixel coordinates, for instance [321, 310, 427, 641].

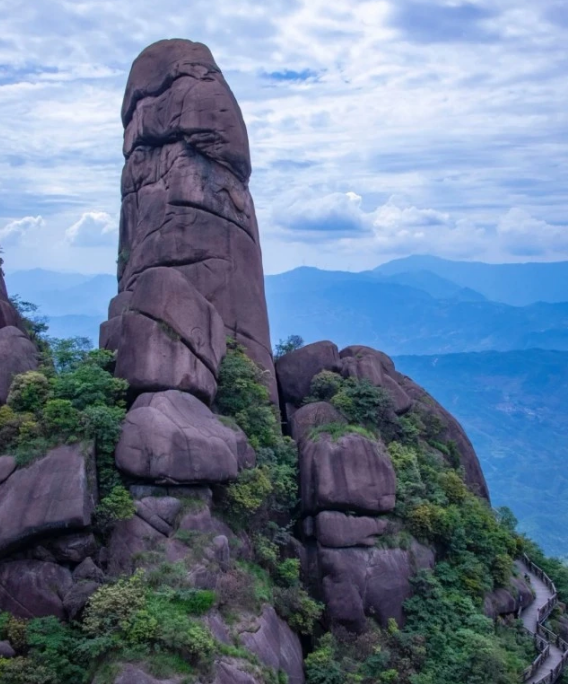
[0, 215, 45, 247]
[0, 0, 565, 273]
[65, 211, 117, 247]
[497, 208, 568, 257]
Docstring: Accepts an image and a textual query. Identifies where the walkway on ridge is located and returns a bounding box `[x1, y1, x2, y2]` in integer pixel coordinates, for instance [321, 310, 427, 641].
[515, 559, 567, 683]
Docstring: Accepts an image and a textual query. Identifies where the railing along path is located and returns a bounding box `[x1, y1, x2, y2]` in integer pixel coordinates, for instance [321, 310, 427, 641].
[517, 553, 568, 684]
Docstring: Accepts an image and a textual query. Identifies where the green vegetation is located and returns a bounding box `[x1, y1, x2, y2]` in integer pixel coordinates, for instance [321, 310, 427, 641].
[274, 334, 304, 359]
[215, 340, 322, 634]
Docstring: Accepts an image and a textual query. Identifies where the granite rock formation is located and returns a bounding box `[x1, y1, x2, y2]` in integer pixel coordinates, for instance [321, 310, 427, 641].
[101, 38, 276, 402]
[0, 266, 38, 404]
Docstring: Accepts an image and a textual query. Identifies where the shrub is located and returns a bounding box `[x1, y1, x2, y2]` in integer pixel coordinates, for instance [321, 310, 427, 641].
[42, 399, 82, 439]
[330, 378, 395, 433]
[226, 467, 273, 517]
[48, 337, 92, 373]
[308, 370, 343, 401]
[274, 586, 322, 635]
[0, 405, 21, 452]
[95, 485, 135, 532]
[51, 362, 127, 411]
[275, 558, 300, 588]
[309, 422, 376, 442]
[7, 371, 50, 413]
[304, 634, 344, 684]
[82, 571, 146, 638]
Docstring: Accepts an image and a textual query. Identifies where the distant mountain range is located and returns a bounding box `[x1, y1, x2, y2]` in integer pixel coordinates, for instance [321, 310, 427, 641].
[395, 349, 568, 558]
[6, 257, 567, 352]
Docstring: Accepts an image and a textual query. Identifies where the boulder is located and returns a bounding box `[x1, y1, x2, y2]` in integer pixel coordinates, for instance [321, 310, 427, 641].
[0, 640, 15, 658]
[212, 659, 261, 684]
[319, 542, 435, 631]
[315, 511, 389, 547]
[112, 664, 183, 684]
[115, 390, 255, 484]
[0, 560, 72, 619]
[396, 373, 490, 499]
[299, 432, 396, 515]
[103, 38, 276, 401]
[237, 605, 304, 684]
[63, 580, 100, 621]
[114, 312, 218, 404]
[0, 455, 16, 484]
[289, 401, 346, 444]
[483, 576, 534, 618]
[275, 341, 341, 409]
[0, 443, 97, 555]
[339, 346, 412, 415]
[73, 557, 105, 583]
[0, 326, 38, 404]
[40, 532, 98, 564]
[134, 496, 182, 535]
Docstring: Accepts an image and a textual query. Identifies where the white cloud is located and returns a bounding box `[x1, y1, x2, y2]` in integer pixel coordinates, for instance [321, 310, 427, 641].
[0, 0, 565, 272]
[497, 208, 568, 256]
[65, 211, 117, 247]
[0, 215, 45, 247]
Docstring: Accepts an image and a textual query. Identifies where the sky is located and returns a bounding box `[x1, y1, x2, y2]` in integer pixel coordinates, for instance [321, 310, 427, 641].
[0, 0, 567, 275]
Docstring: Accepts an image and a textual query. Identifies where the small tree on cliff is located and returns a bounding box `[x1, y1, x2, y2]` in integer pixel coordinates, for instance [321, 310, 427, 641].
[274, 334, 304, 359]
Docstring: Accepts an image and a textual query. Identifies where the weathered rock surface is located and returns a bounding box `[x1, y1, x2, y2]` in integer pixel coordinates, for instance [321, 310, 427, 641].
[102, 38, 276, 400]
[116, 390, 254, 483]
[0, 640, 15, 658]
[289, 401, 346, 444]
[319, 542, 435, 630]
[0, 269, 23, 331]
[340, 345, 412, 415]
[314, 511, 389, 547]
[275, 341, 341, 410]
[63, 580, 100, 621]
[0, 455, 16, 484]
[237, 605, 304, 684]
[0, 560, 72, 619]
[0, 443, 96, 555]
[300, 432, 396, 515]
[396, 373, 490, 499]
[483, 575, 533, 618]
[0, 326, 38, 405]
[112, 664, 183, 684]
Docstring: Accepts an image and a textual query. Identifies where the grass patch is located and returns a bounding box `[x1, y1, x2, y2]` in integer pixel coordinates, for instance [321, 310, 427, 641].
[309, 422, 376, 442]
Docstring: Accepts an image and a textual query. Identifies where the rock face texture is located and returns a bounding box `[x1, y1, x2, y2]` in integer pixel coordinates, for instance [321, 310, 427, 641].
[101, 38, 275, 401]
[115, 390, 254, 483]
[299, 432, 396, 515]
[0, 443, 97, 555]
[0, 267, 38, 404]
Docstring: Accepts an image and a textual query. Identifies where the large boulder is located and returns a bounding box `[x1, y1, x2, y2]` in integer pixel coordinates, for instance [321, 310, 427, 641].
[0, 326, 38, 404]
[483, 575, 533, 618]
[275, 341, 341, 410]
[289, 401, 346, 444]
[237, 605, 304, 684]
[103, 38, 276, 401]
[396, 373, 489, 499]
[314, 511, 389, 547]
[115, 390, 255, 484]
[339, 345, 412, 415]
[0, 560, 72, 619]
[319, 542, 435, 631]
[299, 432, 396, 515]
[0, 443, 97, 555]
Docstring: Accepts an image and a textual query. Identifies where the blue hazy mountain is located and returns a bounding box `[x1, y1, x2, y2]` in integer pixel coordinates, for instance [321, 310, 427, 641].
[394, 350, 568, 558]
[374, 255, 568, 306]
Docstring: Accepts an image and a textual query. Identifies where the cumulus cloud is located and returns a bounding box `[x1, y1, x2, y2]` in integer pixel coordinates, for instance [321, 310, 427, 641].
[65, 211, 117, 247]
[0, 215, 45, 247]
[497, 208, 568, 257]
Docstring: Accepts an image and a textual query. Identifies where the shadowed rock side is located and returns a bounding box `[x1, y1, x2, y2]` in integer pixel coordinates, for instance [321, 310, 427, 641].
[0, 267, 38, 404]
[101, 38, 276, 402]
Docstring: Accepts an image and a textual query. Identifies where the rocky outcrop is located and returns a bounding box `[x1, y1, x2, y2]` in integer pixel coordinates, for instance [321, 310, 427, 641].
[484, 575, 534, 618]
[0, 443, 97, 555]
[275, 341, 341, 413]
[319, 542, 435, 631]
[396, 373, 489, 499]
[313, 511, 389, 548]
[339, 345, 412, 415]
[0, 560, 73, 619]
[237, 605, 304, 684]
[289, 401, 346, 444]
[102, 38, 276, 400]
[115, 390, 255, 483]
[0, 327, 38, 405]
[299, 432, 396, 515]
